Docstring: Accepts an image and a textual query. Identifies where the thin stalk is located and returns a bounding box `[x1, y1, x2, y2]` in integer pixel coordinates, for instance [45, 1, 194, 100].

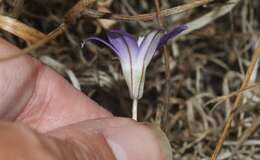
[154, 0, 169, 131]
[132, 99, 138, 121]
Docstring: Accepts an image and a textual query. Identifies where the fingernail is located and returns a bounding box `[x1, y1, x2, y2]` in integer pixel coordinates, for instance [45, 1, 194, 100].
[103, 119, 172, 160]
[141, 123, 172, 160]
[106, 139, 128, 160]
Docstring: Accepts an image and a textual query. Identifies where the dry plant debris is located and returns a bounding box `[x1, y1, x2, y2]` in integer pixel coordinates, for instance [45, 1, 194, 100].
[0, 0, 260, 159]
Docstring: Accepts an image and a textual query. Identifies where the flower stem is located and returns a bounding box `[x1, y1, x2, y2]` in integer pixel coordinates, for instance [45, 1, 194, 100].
[132, 99, 138, 121]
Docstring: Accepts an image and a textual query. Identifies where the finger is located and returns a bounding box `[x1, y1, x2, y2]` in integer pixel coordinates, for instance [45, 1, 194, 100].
[0, 38, 40, 120]
[0, 38, 112, 132]
[16, 66, 112, 132]
[48, 117, 172, 160]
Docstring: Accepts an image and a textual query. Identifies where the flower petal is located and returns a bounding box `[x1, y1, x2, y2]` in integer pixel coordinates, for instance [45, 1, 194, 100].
[129, 30, 163, 99]
[137, 36, 145, 46]
[82, 37, 119, 55]
[106, 30, 139, 60]
[138, 30, 163, 67]
[157, 25, 188, 49]
[106, 30, 139, 97]
[133, 63, 146, 99]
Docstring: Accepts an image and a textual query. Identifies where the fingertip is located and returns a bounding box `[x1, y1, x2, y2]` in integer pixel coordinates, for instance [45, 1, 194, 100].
[0, 38, 20, 58]
[0, 38, 41, 120]
[141, 123, 172, 160]
[103, 120, 172, 160]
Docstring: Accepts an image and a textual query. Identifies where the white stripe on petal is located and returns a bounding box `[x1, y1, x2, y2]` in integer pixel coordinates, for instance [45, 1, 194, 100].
[137, 36, 145, 47]
[138, 31, 163, 67]
[120, 61, 133, 98]
[106, 30, 139, 95]
[130, 31, 163, 99]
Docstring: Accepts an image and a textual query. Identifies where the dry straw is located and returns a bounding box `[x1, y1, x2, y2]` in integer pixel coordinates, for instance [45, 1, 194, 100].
[1, 0, 255, 159]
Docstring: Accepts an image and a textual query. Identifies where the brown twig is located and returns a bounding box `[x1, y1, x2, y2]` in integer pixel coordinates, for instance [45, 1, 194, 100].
[0, 15, 46, 44]
[0, 23, 66, 61]
[65, 0, 95, 23]
[83, 0, 214, 21]
[210, 41, 260, 159]
[154, 0, 163, 125]
[154, 0, 163, 27]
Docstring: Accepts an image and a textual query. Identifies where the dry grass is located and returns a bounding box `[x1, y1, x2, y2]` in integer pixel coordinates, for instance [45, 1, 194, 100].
[0, 0, 260, 159]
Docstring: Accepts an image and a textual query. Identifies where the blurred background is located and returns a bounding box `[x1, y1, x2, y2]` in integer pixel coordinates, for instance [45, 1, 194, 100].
[0, 0, 259, 159]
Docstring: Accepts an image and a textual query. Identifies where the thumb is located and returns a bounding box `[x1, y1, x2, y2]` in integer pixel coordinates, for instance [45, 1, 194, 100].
[0, 121, 116, 160]
[48, 118, 172, 160]
[0, 118, 172, 160]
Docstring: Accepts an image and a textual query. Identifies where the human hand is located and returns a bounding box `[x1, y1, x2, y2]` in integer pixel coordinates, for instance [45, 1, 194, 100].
[0, 38, 172, 160]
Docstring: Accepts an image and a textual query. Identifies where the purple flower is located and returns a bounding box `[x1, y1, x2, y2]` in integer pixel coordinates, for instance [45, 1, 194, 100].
[82, 25, 188, 99]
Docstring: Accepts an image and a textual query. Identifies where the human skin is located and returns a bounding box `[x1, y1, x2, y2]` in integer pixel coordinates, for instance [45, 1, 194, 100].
[0, 38, 172, 160]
